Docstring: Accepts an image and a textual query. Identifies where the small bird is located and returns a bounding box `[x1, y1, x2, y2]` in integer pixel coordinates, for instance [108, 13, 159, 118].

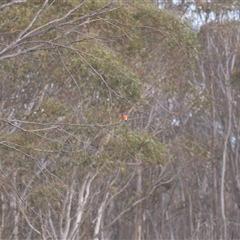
[121, 113, 128, 121]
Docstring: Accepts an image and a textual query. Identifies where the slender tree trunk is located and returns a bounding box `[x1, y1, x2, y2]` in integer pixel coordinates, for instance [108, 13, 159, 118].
[13, 172, 19, 240]
[210, 76, 220, 239]
[220, 61, 233, 239]
[135, 162, 142, 240]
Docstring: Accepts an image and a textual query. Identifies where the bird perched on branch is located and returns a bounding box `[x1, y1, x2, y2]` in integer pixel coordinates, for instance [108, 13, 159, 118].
[120, 106, 137, 122]
[121, 113, 128, 122]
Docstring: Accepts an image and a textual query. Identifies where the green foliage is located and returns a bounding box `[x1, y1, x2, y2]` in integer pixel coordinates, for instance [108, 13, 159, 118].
[103, 128, 170, 166]
[0, 0, 197, 174]
[0, 2, 213, 239]
[178, 136, 211, 161]
[33, 97, 68, 122]
[65, 41, 142, 108]
[29, 180, 65, 210]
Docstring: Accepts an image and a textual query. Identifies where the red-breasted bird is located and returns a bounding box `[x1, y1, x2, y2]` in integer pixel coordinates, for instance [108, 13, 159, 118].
[121, 113, 128, 121]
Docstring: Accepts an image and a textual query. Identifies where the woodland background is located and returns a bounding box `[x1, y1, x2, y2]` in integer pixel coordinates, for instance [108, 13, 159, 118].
[0, 0, 240, 239]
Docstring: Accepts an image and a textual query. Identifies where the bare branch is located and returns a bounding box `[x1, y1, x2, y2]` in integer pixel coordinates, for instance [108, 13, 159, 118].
[0, 0, 26, 10]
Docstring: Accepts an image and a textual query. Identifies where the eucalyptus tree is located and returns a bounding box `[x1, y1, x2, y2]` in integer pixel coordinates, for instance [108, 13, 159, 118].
[0, 1, 198, 239]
